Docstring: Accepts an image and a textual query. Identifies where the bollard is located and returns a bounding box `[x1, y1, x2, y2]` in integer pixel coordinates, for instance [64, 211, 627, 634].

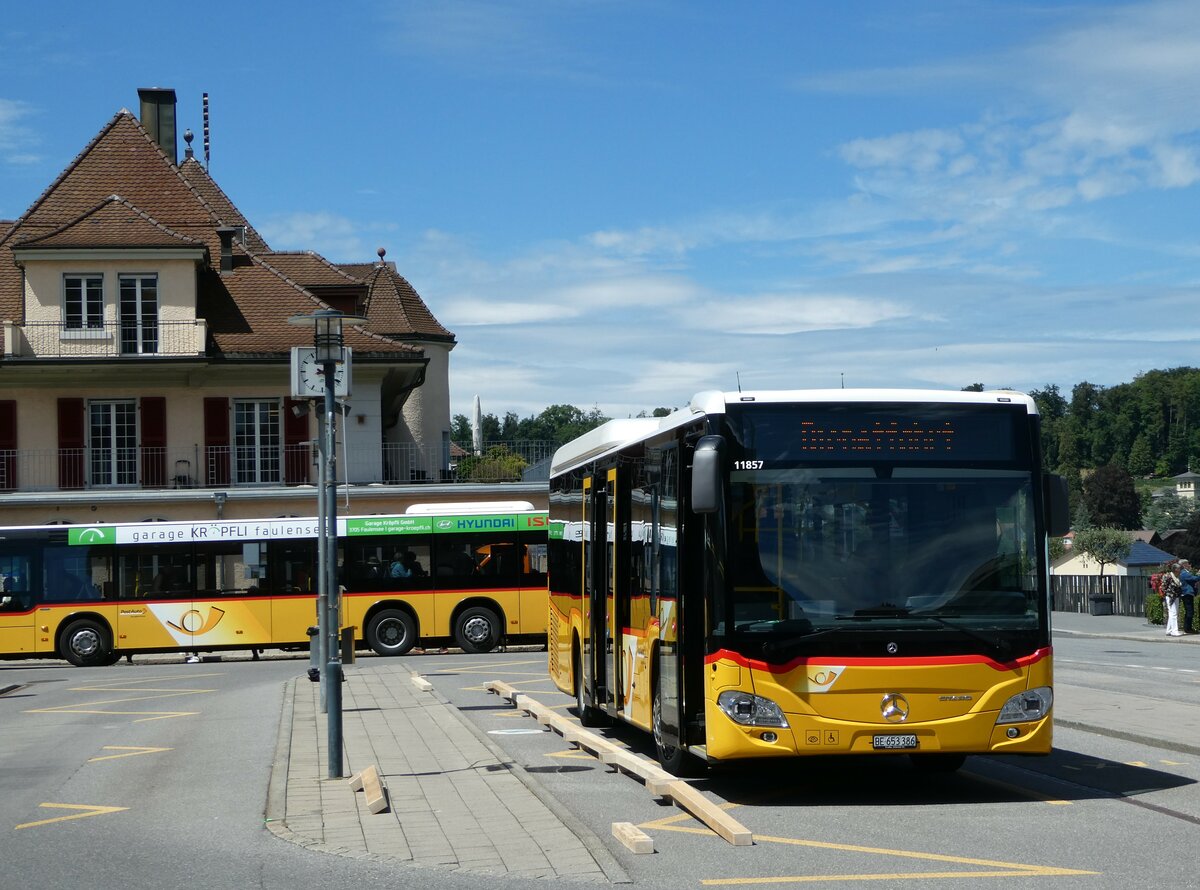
[306, 626, 320, 681]
[340, 626, 356, 664]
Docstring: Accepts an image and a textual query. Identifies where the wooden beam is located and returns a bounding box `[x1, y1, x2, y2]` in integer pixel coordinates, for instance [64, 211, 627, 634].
[348, 764, 389, 815]
[612, 821, 654, 854]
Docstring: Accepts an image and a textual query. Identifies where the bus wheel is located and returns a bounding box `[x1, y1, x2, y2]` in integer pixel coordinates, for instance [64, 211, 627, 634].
[573, 645, 609, 727]
[454, 606, 500, 654]
[61, 619, 112, 667]
[910, 753, 966, 773]
[367, 609, 417, 656]
[653, 689, 702, 776]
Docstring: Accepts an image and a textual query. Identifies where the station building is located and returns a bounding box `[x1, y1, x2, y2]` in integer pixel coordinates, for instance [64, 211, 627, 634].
[0, 88, 542, 526]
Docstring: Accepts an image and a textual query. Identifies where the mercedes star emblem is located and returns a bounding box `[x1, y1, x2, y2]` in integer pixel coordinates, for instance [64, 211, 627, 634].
[881, 692, 910, 723]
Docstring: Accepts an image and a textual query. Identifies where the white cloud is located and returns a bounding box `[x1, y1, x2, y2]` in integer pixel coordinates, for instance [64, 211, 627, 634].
[0, 98, 38, 165]
[689, 294, 913, 336]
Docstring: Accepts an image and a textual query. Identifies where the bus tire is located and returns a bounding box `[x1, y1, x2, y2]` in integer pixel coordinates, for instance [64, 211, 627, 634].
[573, 643, 609, 727]
[61, 619, 113, 667]
[454, 605, 500, 654]
[653, 686, 703, 776]
[910, 753, 966, 773]
[366, 609, 417, 656]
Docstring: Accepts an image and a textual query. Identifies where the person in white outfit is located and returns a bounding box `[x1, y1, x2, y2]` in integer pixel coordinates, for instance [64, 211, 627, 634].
[1163, 563, 1184, 636]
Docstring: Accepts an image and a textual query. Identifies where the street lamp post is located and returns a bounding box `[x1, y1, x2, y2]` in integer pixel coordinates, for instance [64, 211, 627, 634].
[289, 308, 366, 779]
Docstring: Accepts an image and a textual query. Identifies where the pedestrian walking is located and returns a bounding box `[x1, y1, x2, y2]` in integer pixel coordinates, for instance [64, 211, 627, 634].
[1162, 563, 1184, 636]
[1178, 559, 1198, 633]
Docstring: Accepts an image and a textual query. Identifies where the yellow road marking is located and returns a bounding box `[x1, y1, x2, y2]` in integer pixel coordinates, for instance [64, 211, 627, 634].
[88, 746, 172, 762]
[546, 749, 596, 761]
[1125, 761, 1148, 767]
[71, 672, 224, 689]
[639, 796, 1093, 882]
[16, 803, 128, 830]
[962, 771, 1072, 806]
[28, 708, 199, 722]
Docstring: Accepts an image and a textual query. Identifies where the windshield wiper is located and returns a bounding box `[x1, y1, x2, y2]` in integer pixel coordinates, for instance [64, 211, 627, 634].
[836, 607, 1013, 659]
[911, 613, 1014, 660]
[761, 626, 850, 661]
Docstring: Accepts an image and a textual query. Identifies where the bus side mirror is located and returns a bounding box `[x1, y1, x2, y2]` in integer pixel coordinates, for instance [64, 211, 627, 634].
[1044, 473, 1070, 538]
[691, 436, 724, 514]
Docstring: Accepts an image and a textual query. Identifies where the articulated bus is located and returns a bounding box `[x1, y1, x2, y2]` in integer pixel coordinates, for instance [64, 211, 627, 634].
[0, 501, 548, 666]
[548, 390, 1070, 774]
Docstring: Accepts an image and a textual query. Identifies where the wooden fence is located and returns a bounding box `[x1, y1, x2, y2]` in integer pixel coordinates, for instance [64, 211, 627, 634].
[1051, 574, 1156, 617]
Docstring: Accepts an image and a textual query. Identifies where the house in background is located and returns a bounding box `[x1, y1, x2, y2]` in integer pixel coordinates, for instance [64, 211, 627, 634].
[1052, 536, 1176, 578]
[0, 88, 514, 526]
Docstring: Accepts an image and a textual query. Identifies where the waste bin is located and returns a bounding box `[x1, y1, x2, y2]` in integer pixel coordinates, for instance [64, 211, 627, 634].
[1088, 595, 1114, 616]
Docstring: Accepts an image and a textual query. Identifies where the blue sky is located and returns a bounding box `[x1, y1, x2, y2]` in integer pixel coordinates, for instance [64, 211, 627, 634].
[2, 1, 1199, 421]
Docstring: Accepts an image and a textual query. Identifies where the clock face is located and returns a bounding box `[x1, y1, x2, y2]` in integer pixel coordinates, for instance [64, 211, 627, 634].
[292, 347, 351, 397]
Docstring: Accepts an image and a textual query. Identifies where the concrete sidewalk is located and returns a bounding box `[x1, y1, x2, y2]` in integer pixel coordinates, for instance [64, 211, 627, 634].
[1051, 609, 1200, 756]
[265, 663, 625, 883]
[265, 613, 1200, 877]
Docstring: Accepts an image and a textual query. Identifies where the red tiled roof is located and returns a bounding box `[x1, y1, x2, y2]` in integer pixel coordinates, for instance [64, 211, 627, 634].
[12, 195, 206, 250]
[340, 261, 455, 342]
[0, 103, 453, 359]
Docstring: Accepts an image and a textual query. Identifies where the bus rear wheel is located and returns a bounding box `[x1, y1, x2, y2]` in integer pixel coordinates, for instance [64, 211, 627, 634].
[61, 619, 113, 667]
[454, 606, 500, 654]
[367, 609, 417, 656]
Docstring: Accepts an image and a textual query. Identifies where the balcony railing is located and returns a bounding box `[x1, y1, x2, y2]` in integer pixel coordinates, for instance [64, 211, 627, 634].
[0, 440, 557, 492]
[6, 320, 207, 358]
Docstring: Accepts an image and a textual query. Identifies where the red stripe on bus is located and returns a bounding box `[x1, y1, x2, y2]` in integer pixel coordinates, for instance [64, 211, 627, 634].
[705, 646, 1051, 674]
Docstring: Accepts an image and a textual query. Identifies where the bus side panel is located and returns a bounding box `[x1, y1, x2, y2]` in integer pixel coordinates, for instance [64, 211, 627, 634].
[0, 607, 35, 655]
[271, 594, 318, 646]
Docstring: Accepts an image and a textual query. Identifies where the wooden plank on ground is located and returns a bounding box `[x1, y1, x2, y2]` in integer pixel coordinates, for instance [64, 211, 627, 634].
[483, 683, 753, 846]
[662, 780, 752, 846]
[612, 821, 654, 854]
[348, 764, 390, 815]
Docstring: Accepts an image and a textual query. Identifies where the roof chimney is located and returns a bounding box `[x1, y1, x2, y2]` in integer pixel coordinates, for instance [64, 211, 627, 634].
[216, 227, 237, 273]
[138, 87, 178, 164]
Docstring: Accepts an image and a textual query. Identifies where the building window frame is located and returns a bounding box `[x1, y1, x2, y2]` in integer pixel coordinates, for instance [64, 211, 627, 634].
[88, 399, 139, 488]
[233, 399, 282, 485]
[118, 273, 159, 355]
[63, 273, 105, 331]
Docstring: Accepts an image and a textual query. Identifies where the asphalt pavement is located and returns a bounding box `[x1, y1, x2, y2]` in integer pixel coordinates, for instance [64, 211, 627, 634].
[266, 613, 1199, 880]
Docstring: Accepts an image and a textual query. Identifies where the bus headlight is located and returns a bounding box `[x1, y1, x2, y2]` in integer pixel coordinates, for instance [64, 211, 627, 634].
[717, 691, 789, 728]
[996, 686, 1053, 724]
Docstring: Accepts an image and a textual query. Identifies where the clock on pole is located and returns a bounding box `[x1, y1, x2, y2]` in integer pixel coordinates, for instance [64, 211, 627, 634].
[291, 346, 352, 398]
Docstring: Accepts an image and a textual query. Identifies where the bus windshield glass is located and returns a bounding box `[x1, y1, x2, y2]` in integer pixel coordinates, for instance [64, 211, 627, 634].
[719, 403, 1042, 652]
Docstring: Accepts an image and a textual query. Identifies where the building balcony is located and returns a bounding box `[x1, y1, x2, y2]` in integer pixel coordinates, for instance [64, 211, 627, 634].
[3, 319, 208, 359]
[0, 440, 556, 493]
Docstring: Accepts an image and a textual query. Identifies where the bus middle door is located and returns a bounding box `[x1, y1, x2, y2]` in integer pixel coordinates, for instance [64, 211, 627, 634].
[600, 466, 631, 718]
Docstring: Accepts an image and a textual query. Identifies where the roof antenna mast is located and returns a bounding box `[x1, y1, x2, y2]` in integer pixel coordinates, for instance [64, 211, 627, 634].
[736, 372, 742, 393]
[203, 92, 211, 171]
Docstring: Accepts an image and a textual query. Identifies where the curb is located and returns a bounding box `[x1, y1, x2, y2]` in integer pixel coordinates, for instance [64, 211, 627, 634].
[1055, 718, 1200, 758]
[418, 671, 633, 885]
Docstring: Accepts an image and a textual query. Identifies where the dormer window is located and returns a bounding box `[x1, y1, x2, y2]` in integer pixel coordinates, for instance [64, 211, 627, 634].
[64, 274, 104, 329]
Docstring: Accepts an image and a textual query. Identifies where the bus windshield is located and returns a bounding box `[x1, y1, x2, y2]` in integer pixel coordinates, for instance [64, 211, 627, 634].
[719, 403, 1043, 654]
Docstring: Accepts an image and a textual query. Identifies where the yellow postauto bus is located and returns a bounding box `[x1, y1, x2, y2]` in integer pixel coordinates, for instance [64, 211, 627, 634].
[548, 390, 1069, 774]
[0, 502, 547, 666]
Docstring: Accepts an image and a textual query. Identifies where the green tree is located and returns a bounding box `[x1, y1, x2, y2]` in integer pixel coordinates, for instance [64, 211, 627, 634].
[1081, 464, 1142, 530]
[1072, 527, 1132, 576]
[1170, 511, 1200, 565]
[1127, 433, 1155, 477]
[455, 445, 528, 482]
[1144, 490, 1200, 534]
